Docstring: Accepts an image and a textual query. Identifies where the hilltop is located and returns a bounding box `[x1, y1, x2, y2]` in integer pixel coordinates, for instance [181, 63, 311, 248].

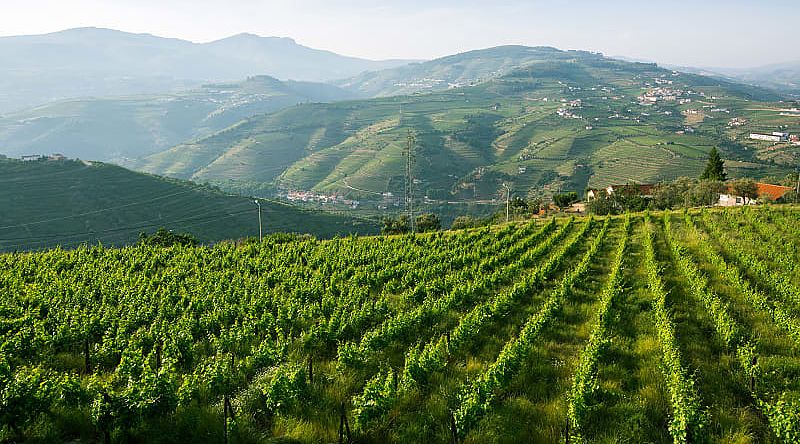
[0, 157, 377, 251]
[135, 46, 795, 204]
[0, 75, 357, 162]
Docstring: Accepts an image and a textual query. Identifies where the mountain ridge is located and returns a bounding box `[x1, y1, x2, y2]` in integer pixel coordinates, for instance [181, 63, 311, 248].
[0, 27, 416, 113]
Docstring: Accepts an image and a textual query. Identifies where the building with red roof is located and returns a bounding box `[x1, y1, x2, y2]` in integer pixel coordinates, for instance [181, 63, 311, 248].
[718, 182, 793, 206]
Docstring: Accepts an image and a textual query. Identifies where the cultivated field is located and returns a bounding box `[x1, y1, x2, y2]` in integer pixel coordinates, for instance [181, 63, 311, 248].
[2, 206, 800, 443]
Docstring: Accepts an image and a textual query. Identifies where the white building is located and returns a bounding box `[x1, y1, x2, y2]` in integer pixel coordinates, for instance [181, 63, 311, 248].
[749, 133, 784, 142]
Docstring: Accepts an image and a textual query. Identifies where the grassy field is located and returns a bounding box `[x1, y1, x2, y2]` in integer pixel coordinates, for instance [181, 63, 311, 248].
[0, 157, 377, 251]
[2, 205, 799, 443]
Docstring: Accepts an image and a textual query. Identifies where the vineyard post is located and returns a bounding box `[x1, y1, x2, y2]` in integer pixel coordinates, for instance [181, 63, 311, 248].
[338, 405, 344, 444]
[223, 393, 229, 444]
[84, 337, 91, 374]
[308, 356, 313, 385]
[565, 417, 570, 444]
[156, 340, 162, 371]
[750, 356, 758, 393]
[449, 411, 458, 444]
[253, 199, 263, 242]
[339, 402, 352, 444]
[795, 168, 799, 204]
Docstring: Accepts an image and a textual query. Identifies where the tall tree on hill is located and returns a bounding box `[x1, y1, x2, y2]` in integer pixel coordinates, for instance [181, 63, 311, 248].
[701, 147, 726, 181]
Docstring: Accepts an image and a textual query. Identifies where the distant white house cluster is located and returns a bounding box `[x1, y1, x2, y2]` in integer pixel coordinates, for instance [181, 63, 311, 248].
[20, 153, 66, 161]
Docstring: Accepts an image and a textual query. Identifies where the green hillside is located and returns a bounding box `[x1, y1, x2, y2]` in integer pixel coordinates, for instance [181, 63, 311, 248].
[136, 47, 796, 204]
[0, 75, 356, 163]
[0, 157, 377, 251]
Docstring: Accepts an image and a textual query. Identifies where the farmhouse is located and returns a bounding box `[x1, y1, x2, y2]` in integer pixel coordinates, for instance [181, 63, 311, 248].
[718, 182, 794, 206]
[20, 154, 44, 161]
[750, 132, 789, 142]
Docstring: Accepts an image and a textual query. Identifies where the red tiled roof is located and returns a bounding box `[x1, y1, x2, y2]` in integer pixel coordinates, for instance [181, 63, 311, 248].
[725, 182, 793, 200]
[755, 182, 793, 201]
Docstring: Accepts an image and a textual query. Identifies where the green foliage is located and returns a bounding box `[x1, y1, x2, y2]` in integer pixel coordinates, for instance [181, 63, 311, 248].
[415, 213, 442, 232]
[138, 228, 199, 248]
[567, 215, 630, 443]
[730, 178, 758, 201]
[642, 214, 707, 442]
[700, 147, 727, 181]
[381, 215, 410, 234]
[450, 215, 488, 230]
[553, 192, 579, 209]
[2, 206, 800, 442]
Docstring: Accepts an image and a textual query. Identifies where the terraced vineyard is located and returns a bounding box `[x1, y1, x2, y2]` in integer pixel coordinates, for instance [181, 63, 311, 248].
[2, 206, 800, 443]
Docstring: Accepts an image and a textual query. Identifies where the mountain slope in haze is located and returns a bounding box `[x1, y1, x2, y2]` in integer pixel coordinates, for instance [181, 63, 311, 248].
[718, 61, 800, 97]
[137, 46, 793, 203]
[0, 27, 412, 112]
[335, 46, 606, 97]
[0, 75, 357, 162]
[0, 157, 377, 251]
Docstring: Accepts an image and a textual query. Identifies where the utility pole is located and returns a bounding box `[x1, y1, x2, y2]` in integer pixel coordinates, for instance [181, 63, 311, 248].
[502, 183, 511, 223]
[795, 168, 799, 204]
[404, 130, 417, 233]
[253, 199, 262, 241]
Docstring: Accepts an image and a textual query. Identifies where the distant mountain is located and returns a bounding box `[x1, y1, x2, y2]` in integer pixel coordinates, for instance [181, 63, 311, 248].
[0, 75, 357, 162]
[136, 46, 790, 202]
[717, 61, 800, 97]
[613, 55, 800, 97]
[0, 157, 377, 251]
[335, 46, 588, 97]
[0, 27, 413, 112]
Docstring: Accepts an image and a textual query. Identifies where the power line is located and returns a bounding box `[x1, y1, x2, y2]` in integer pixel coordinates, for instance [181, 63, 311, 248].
[0, 188, 198, 230]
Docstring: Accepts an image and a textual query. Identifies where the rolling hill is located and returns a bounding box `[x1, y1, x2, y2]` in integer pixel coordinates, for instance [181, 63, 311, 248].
[0, 157, 377, 251]
[0, 28, 412, 113]
[135, 46, 796, 204]
[718, 61, 800, 97]
[0, 75, 357, 162]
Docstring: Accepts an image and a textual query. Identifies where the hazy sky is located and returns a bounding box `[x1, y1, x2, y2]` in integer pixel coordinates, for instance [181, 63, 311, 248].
[1, 0, 797, 68]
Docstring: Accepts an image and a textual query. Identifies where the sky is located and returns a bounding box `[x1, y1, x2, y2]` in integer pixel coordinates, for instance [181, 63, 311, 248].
[1, 0, 798, 68]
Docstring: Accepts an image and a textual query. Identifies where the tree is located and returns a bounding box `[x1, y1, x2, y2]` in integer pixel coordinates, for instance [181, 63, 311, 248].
[381, 216, 410, 235]
[586, 194, 617, 215]
[508, 196, 541, 217]
[137, 228, 198, 247]
[415, 213, 441, 233]
[701, 147, 726, 181]
[687, 180, 725, 206]
[651, 179, 692, 210]
[616, 184, 648, 212]
[451, 216, 484, 230]
[552, 192, 578, 210]
[731, 179, 758, 202]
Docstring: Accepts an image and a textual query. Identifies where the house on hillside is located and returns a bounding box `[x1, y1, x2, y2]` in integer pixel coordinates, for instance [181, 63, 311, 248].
[750, 132, 789, 142]
[718, 182, 793, 206]
[586, 184, 656, 201]
[21, 154, 44, 161]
